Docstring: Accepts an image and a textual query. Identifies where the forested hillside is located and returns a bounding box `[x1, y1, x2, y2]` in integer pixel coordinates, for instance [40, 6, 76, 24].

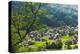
[11, 2, 78, 27]
[10, 1, 78, 53]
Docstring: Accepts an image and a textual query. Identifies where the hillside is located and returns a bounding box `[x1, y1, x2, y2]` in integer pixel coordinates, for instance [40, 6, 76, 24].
[11, 1, 78, 27]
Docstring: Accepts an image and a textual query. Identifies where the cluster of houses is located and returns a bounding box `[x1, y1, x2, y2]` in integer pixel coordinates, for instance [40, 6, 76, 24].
[19, 26, 78, 50]
[27, 26, 78, 41]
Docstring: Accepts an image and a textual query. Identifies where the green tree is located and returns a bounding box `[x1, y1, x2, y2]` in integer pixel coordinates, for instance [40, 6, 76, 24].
[10, 2, 48, 52]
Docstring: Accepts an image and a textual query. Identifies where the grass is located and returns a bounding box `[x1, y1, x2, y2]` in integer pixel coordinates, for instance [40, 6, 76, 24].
[61, 35, 72, 42]
[17, 35, 77, 52]
[33, 41, 46, 47]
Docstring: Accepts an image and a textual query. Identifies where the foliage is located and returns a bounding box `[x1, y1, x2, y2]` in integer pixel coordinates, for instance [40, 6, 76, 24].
[10, 1, 78, 53]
